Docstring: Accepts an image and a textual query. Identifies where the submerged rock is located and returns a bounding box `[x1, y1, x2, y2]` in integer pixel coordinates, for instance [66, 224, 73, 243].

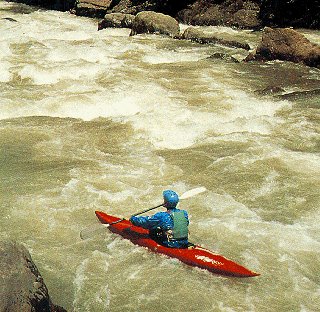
[0, 240, 66, 312]
[181, 27, 251, 50]
[245, 27, 320, 68]
[208, 52, 240, 63]
[130, 11, 180, 38]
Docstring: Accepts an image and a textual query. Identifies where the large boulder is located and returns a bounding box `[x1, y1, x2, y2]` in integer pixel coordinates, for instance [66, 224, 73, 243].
[181, 27, 251, 50]
[75, 0, 113, 18]
[233, 8, 261, 29]
[0, 240, 66, 312]
[176, 0, 261, 29]
[130, 11, 180, 38]
[98, 13, 135, 30]
[245, 27, 320, 68]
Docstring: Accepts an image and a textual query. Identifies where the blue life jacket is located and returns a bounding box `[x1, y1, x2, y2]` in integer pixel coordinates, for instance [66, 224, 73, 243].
[130, 208, 189, 248]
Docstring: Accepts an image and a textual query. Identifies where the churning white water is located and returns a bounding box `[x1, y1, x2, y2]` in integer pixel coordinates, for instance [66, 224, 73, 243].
[1, 1, 320, 311]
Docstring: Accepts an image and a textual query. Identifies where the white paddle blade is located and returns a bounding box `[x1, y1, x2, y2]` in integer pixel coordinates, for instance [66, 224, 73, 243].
[80, 223, 108, 240]
[180, 187, 206, 200]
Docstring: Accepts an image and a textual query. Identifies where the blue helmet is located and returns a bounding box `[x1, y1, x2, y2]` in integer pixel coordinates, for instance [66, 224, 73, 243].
[163, 190, 179, 208]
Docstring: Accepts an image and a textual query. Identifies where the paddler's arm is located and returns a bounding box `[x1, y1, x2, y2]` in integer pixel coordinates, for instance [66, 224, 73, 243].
[129, 215, 161, 230]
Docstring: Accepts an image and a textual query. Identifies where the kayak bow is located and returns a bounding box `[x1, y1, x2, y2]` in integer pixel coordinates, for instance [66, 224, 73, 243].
[95, 211, 259, 278]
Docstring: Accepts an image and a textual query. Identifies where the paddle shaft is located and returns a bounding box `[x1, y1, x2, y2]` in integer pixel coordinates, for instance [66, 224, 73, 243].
[107, 203, 164, 226]
[131, 203, 164, 217]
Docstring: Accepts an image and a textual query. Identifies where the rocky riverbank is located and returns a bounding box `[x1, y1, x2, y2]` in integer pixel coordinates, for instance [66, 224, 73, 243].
[6, 0, 320, 68]
[96, 10, 320, 68]
[7, 0, 320, 30]
[0, 240, 67, 312]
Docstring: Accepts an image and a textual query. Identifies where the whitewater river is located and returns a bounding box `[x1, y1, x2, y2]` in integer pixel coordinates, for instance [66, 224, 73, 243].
[1, 1, 320, 311]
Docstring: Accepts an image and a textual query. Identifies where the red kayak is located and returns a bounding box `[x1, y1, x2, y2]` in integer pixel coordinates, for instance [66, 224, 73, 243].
[95, 211, 259, 278]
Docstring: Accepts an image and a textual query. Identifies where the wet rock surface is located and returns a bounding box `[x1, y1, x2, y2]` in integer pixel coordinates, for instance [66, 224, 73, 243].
[245, 27, 320, 68]
[0, 240, 66, 312]
[74, 0, 112, 18]
[98, 12, 135, 30]
[129, 11, 180, 37]
[181, 26, 251, 50]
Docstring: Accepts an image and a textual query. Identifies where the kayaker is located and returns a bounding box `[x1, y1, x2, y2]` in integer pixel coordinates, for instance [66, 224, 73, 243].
[129, 190, 189, 248]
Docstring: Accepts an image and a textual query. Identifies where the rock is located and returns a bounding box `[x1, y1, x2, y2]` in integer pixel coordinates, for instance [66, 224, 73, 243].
[208, 53, 240, 63]
[5, 0, 320, 30]
[98, 13, 135, 30]
[191, 4, 231, 26]
[108, 0, 139, 15]
[1, 17, 18, 22]
[108, 0, 190, 16]
[75, 0, 112, 18]
[0, 240, 66, 312]
[233, 8, 261, 29]
[254, 85, 285, 96]
[181, 27, 251, 50]
[279, 88, 320, 100]
[130, 11, 180, 38]
[176, 0, 261, 29]
[244, 27, 320, 68]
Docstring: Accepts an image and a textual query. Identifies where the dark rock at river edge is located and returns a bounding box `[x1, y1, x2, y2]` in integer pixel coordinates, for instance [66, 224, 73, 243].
[75, 0, 112, 18]
[107, 0, 193, 16]
[98, 12, 135, 30]
[130, 11, 180, 38]
[181, 26, 251, 50]
[177, 0, 261, 29]
[245, 27, 320, 68]
[0, 240, 66, 312]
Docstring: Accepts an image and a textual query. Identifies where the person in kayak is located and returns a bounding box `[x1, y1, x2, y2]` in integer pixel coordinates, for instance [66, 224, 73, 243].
[129, 190, 189, 248]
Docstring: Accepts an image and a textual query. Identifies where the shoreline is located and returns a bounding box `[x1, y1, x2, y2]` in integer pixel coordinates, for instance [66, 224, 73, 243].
[5, 0, 320, 30]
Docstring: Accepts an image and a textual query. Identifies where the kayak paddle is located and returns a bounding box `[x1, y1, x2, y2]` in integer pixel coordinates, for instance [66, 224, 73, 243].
[80, 186, 206, 240]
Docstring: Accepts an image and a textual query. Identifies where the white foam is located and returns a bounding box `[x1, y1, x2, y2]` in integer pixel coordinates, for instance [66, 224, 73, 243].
[18, 62, 110, 85]
[0, 41, 11, 59]
[126, 84, 290, 149]
[0, 61, 11, 82]
[142, 49, 208, 64]
[0, 41, 12, 82]
[274, 149, 320, 177]
[45, 41, 124, 65]
[73, 251, 110, 311]
[0, 4, 290, 152]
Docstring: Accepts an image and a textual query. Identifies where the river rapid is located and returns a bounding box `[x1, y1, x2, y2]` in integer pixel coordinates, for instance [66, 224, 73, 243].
[1, 1, 320, 311]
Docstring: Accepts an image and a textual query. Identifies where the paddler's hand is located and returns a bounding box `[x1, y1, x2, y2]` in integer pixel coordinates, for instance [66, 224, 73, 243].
[129, 216, 140, 226]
